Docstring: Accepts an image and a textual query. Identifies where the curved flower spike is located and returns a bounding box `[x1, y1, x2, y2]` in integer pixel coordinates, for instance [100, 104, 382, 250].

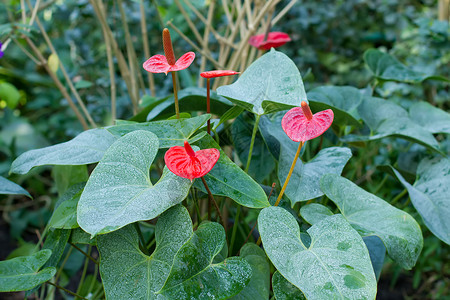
[200, 70, 239, 78]
[282, 101, 334, 142]
[248, 32, 291, 50]
[164, 141, 220, 180]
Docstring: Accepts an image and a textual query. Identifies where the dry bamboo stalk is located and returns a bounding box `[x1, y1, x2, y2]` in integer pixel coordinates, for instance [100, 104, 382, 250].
[221, 0, 235, 30]
[25, 37, 89, 130]
[199, 0, 216, 88]
[140, 1, 156, 96]
[101, 11, 116, 124]
[28, 5, 97, 128]
[166, 21, 224, 69]
[174, 0, 205, 45]
[271, 0, 297, 26]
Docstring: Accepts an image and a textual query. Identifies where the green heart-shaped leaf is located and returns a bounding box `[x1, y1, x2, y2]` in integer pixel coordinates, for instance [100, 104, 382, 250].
[390, 157, 450, 245]
[0, 250, 56, 292]
[159, 222, 252, 299]
[272, 271, 306, 300]
[0, 176, 31, 198]
[342, 97, 441, 153]
[231, 243, 270, 300]
[97, 205, 193, 300]
[217, 49, 306, 115]
[11, 115, 209, 175]
[259, 207, 377, 299]
[193, 134, 269, 208]
[279, 146, 352, 204]
[364, 49, 449, 83]
[77, 130, 192, 236]
[301, 204, 386, 280]
[408, 102, 450, 134]
[307, 86, 363, 127]
[320, 174, 423, 269]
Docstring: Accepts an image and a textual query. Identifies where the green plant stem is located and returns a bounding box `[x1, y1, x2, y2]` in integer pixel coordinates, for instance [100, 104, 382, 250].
[69, 242, 99, 265]
[192, 188, 202, 224]
[391, 188, 408, 206]
[46, 281, 88, 300]
[206, 78, 211, 134]
[171, 72, 180, 119]
[133, 223, 150, 255]
[75, 245, 92, 299]
[274, 141, 304, 206]
[245, 114, 261, 173]
[54, 247, 73, 283]
[373, 174, 389, 194]
[229, 205, 240, 255]
[201, 177, 226, 232]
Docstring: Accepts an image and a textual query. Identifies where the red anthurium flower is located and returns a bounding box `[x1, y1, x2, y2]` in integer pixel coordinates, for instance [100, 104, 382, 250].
[164, 141, 220, 180]
[282, 101, 334, 142]
[143, 28, 195, 75]
[248, 32, 291, 50]
[200, 70, 239, 78]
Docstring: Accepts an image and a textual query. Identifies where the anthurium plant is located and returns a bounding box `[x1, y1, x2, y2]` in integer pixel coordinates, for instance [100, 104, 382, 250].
[1, 27, 449, 300]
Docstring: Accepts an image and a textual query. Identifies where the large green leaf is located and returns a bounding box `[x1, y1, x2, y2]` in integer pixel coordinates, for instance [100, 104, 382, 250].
[145, 87, 232, 121]
[0, 250, 56, 292]
[52, 165, 88, 196]
[272, 271, 306, 300]
[300, 204, 386, 280]
[231, 113, 276, 182]
[49, 183, 84, 229]
[106, 114, 211, 147]
[159, 222, 252, 299]
[342, 97, 441, 153]
[217, 49, 306, 115]
[279, 147, 352, 204]
[10, 128, 116, 174]
[0, 176, 31, 198]
[77, 130, 192, 236]
[11, 115, 210, 175]
[259, 207, 377, 299]
[364, 49, 449, 83]
[231, 243, 270, 300]
[390, 157, 450, 245]
[408, 102, 450, 134]
[320, 174, 423, 269]
[193, 134, 269, 208]
[97, 205, 193, 300]
[307, 86, 363, 127]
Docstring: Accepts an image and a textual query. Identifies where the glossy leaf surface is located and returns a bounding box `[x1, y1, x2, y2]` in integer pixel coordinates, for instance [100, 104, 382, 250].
[217, 49, 306, 115]
[364, 49, 448, 83]
[272, 271, 306, 300]
[259, 207, 377, 299]
[77, 131, 192, 236]
[321, 174, 423, 269]
[193, 134, 269, 208]
[231, 243, 270, 300]
[279, 147, 352, 204]
[48, 183, 84, 229]
[391, 157, 450, 245]
[0, 176, 31, 198]
[0, 250, 56, 292]
[10, 128, 116, 174]
[159, 222, 252, 299]
[97, 205, 193, 300]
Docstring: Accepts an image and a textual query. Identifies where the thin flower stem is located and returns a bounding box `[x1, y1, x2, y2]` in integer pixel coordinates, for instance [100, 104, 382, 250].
[46, 281, 88, 300]
[206, 78, 211, 134]
[229, 205, 240, 254]
[274, 141, 304, 207]
[69, 242, 99, 265]
[76, 245, 91, 298]
[192, 188, 202, 224]
[245, 114, 261, 173]
[133, 223, 150, 255]
[171, 72, 180, 119]
[391, 188, 408, 206]
[201, 177, 225, 232]
[54, 247, 73, 283]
